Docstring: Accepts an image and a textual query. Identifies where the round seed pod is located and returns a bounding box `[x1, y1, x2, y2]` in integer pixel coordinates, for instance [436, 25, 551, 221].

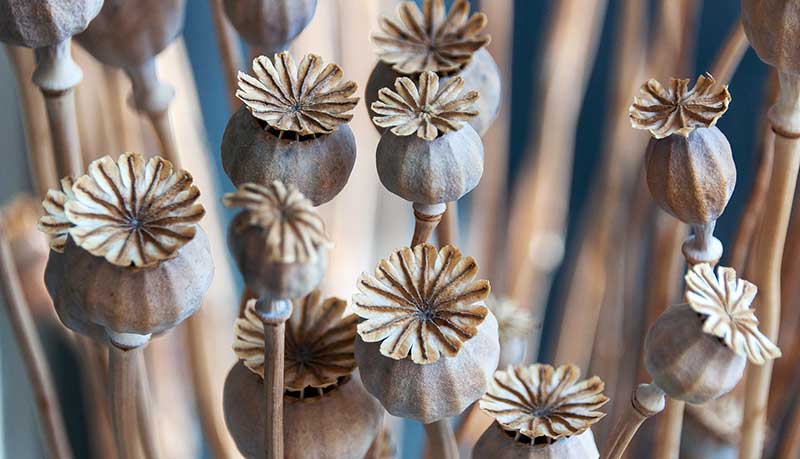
[473, 423, 600, 459]
[223, 0, 317, 54]
[222, 52, 359, 206]
[223, 182, 331, 300]
[0, 0, 102, 48]
[644, 265, 781, 404]
[742, 0, 800, 75]
[366, 0, 500, 135]
[223, 292, 384, 459]
[39, 154, 212, 347]
[372, 71, 484, 205]
[352, 244, 499, 423]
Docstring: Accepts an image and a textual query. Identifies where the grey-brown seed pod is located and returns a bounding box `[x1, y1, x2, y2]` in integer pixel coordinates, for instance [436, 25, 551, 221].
[742, 0, 800, 75]
[222, 52, 359, 206]
[366, 0, 501, 135]
[223, 0, 317, 55]
[223, 181, 331, 300]
[473, 423, 600, 459]
[0, 0, 102, 48]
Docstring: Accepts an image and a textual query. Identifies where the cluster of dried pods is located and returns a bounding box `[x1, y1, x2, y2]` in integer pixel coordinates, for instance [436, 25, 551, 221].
[0, 0, 791, 459]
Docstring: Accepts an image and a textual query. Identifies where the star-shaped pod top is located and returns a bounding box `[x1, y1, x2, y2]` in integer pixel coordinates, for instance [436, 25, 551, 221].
[480, 364, 608, 441]
[685, 263, 781, 365]
[236, 52, 359, 137]
[371, 71, 479, 140]
[372, 0, 490, 74]
[39, 153, 205, 268]
[233, 289, 357, 393]
[629, 74, 731, 139]
[352, 243, 490, 364]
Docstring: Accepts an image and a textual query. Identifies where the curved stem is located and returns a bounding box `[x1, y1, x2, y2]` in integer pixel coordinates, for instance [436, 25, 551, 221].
[110, 344, 144, 459]
[0, 222, 73, 459]
[603, 383, 666, 459]
[423, 420, 458, 459]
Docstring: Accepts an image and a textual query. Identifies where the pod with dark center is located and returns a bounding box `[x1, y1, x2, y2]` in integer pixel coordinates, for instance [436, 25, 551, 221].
[644, 264, 780, 404]
[366, 0, 501, 135]
[223, 293, 384, 459]
[223, 0, 317, 55]
[222, 52, 359, 206]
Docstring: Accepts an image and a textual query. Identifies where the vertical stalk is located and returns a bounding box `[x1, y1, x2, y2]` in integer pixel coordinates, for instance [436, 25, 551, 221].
[424, 420, 458, 459]
[256, 298, 292, 459]
[135, 351, 160, 459]
[740, 71, 800, 459]
[411, 203, 447, 247]
[435, 202, 458, 247]
[209, 0, 243, 112]
[109, 344, 144, 459]
[603, 384, 666, 459]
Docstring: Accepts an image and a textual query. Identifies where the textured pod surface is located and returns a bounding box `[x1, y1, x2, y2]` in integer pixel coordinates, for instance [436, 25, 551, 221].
[376, 126, 483, 204]
[222, 106, 357, 206]
[0, 0, 102, 48]
[76, 0, 185, 68]
[366, 48, 501, 136]
[742, 0, 800, 74]
[44, 228, 213, 339]
[645, 304, 746, 404]
[354, 311, 499, 423]
[644, 127, 735, 225]
[223, 362, 383, 459]
[473, 423, 600, 459]
[223, 0, 316, 51]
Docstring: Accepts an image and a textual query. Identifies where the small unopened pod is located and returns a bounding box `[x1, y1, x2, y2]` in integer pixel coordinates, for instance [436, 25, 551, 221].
[223, 0, 317, 55]
[222, 52, 359, 206]
[366, 0, 501, 135]
[645, 264, 781, 404]
[223, 291, 384, 459]
[742, 0, 800, 75]
[475, 363, 609, 459]
[372, 71, 484, 206]
[0, 0, 102, 48]
[352, 244, 499, 423]
[223, 181, 331, 300]
[39, 153, 213, 347]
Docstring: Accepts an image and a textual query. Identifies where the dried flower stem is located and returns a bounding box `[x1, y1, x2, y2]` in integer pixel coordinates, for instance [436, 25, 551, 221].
[424, 420, 459, 459]
[435, 202, 458, 247]
[256, 298, 292, 459]
[209, 0, 243, 112]
[411, 203, 447, 247]
[0, 222, 73, 459]
[740, 71, 800, 459]
[135, 352, 160, 459]
[603, 383, 666, 459]
[109, 344, 145, 459]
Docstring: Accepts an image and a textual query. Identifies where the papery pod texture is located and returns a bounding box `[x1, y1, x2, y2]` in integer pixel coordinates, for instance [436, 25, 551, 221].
[44, 228, 213, 339]
[0, 0, 102, 48]
[354, 311, 499, 424]
[473, 423, 600, 459]
[644, 127, 735, 226]
[367, 48, 501, 136]
[645, 304, 746, 404]
[223, 362, 383, 459]
[742, 0, 800, 74]
[223, 0, 317, 52]
[76, 0, 186, 68]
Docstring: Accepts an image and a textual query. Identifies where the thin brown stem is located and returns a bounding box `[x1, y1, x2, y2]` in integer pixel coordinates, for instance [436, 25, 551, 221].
[709, 21, 748, 84]
[110, 344, 144, 459]
[653, 399, 685, 459]
[435, 202, 458, 247]
[424, 420, 458, 459]
[0, 222, 73, 459]
[603, 384, 666, 459]
[256, 298, 292, 459]
[148, 110, 181, 168]
[134, 350, 160, 459]
[411, 203, 447, 247]
[209, 0, 243, 112]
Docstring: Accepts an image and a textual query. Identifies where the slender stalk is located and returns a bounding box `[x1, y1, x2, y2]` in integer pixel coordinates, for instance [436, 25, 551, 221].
[423, 420, 458, 459]
[653, 399, 685, 459]
[110, 344, 144, 459]
[435, 202, 458, 247]
[135, 350, 160, 459]
[0, 222, 73, 459]
[209, 0, 243, 112]
[411, 203, 447, 247]
[708, 21, 748, 83]
[603, 384, 666, 459]
[255, 298, 292, 459]
[739, 72, 800, 459]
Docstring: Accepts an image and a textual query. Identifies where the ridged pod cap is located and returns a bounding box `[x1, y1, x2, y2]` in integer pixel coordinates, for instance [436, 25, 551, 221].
[742, 0, 800, 74]
[0, 0, 102, 48]
[473, 423, 600, 459]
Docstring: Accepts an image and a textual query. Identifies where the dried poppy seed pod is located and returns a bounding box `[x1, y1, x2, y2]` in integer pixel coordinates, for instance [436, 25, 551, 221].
[223, 0, 317, 55]
[0, 0, 102, 48]
[352, 244, 499, 423]
[644, 264, 780, 404]
[742, 0, 800, 75]
[223, 181, 331, 300]
[366, 0, 501, 135]
[630, 75, 734, 266]
[475, 364, 608, 459]
[223, 292, 384, 459]
[222, 52, 359, 206]
[39, 153, 212, 348]
[75, 0, 185, 114]
[372, 71, 484, 206]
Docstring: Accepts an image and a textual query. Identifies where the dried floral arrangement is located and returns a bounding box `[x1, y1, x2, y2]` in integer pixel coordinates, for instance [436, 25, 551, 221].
[1, 2, 798, 459]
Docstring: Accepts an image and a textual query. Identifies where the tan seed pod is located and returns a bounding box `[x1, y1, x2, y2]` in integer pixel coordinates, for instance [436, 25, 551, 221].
[222, 52, 359, 205]
[37, 177, 75, 254]
[473, 422, 600, 459]
[223, 0, 317, 54]
[0, 0, 102, 48]
[352, 244, 499, 423]
[40, 153, 212, 345]
[223, 181, 331, 300]
[223, 290, 382, 459]
[742, 0, 800, 75]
